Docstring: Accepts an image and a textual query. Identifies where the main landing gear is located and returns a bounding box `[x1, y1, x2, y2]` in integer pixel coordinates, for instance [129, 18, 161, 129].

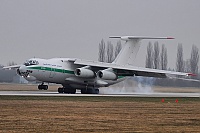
[58, 87, 76, 94]
[81, 88, 99, 94]
[38, 83, 48, 90]
[57, 87, 99, 94]
[57, 84, 99, 94]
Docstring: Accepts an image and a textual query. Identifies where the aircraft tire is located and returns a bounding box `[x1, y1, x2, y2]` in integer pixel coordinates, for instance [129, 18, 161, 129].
[81, 89, 99, 94]
[38, 85, 42, 90]
[38, 85, 48, 90]
[58, 88, 64, 93]
[81, 89, 87, 94]
[44, 85, 48, 90]
[94, 89, 99, 94]
[64, 88, 76, 94]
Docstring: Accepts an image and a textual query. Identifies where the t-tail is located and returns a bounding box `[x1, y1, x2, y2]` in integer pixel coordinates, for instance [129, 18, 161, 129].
[110, 36, 174, 66]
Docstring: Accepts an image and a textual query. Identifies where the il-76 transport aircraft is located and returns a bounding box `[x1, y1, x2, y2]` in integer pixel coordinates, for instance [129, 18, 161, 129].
[4, 36, 195, 94]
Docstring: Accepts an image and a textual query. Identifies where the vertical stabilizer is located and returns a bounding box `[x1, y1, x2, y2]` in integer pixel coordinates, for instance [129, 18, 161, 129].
[110, 36, 174, 66]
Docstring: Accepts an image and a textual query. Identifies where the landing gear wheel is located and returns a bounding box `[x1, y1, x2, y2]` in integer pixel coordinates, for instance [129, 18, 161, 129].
[64, 88, 76, 94]
[94, 89, 99, 94]
[58, 87, 76, 94]
[81, 89, 87, 94]
[38, 85, 48, 90]
[58, 87, 64, 93]
[43, 85, 48, 90]
[38, 85, 42, 90]
[81, 89, 99, 94]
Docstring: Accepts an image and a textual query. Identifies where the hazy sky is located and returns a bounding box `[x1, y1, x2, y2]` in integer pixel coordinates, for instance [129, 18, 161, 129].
[0, 0, 200, 68]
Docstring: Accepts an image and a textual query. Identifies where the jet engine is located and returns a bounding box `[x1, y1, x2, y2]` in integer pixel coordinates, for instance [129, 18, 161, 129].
[75, 66, 95, 78]
[97, 68, 117, 80]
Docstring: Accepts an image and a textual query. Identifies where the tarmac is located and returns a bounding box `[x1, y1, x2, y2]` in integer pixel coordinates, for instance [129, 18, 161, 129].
[0, 90, 199, 97]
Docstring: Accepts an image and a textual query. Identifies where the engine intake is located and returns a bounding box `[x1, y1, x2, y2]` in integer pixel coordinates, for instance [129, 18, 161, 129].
[97, 69, 117, 80]
[75, 66, 95, 78]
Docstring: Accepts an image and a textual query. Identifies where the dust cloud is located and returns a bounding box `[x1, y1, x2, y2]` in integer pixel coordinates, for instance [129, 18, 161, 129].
[134, 77, 156, 93]
[99, 77, 156, 94]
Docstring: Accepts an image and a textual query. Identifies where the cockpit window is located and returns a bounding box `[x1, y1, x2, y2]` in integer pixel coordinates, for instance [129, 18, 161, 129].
[24, 60, 39, 66]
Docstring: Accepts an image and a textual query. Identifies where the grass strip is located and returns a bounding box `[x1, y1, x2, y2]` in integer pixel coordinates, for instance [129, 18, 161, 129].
[0, 95, 199, 102]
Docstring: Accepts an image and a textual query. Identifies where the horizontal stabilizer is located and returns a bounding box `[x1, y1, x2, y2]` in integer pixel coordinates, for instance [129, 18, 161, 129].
[109, 36, 174, 41]
[110, 35, 174, 65]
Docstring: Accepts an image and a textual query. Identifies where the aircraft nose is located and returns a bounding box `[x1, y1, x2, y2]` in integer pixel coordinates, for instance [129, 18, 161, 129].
[17, 65, 27, 76]
[19, 65, 27, 73]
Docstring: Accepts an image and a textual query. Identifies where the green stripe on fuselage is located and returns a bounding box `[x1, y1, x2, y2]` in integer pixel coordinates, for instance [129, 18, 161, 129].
[28, 66, 74, 74]
[118, 76, 125, 79]
[28, 66, 127, 78]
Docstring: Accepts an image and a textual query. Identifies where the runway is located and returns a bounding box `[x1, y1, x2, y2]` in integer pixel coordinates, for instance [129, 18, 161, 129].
[0, 91, 199, 97]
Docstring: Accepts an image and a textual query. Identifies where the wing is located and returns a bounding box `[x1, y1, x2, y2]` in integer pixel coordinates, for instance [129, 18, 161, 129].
[73, 59, 194, 78]
[2, 65, 21, 69]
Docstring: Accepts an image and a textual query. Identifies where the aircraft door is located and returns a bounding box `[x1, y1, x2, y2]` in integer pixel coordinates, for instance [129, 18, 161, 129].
[49, 68, 56, 78]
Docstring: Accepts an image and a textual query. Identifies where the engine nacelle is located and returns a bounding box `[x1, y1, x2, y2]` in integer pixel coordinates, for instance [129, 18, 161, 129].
[97, 69, 117, 80]
[75, 67, 95, 78]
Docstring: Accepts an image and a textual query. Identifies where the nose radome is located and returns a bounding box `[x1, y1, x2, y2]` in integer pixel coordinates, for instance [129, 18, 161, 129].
[19, 65, 27, 73]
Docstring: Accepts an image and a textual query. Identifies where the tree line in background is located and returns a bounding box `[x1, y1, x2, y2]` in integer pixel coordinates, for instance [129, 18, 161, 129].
[98, 39, 122, 63]
[145, 42, 168, 70]
[146, 42, 199, 75]
[145, 42, 199, 87]
[98, 39, 200, 87]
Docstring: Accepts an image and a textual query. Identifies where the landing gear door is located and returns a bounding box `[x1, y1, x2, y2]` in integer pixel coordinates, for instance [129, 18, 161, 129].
[49, 68, 56, 78]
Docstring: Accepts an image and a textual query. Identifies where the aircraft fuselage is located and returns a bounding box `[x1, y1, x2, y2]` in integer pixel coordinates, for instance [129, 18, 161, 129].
[19, 58, 124, 91]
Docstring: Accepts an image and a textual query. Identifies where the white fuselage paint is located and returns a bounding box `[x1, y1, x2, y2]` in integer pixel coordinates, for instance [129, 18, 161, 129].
[21, 58, 124, 89]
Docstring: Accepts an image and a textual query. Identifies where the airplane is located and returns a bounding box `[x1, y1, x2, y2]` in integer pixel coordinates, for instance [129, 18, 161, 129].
[3, 36, 195, 94]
